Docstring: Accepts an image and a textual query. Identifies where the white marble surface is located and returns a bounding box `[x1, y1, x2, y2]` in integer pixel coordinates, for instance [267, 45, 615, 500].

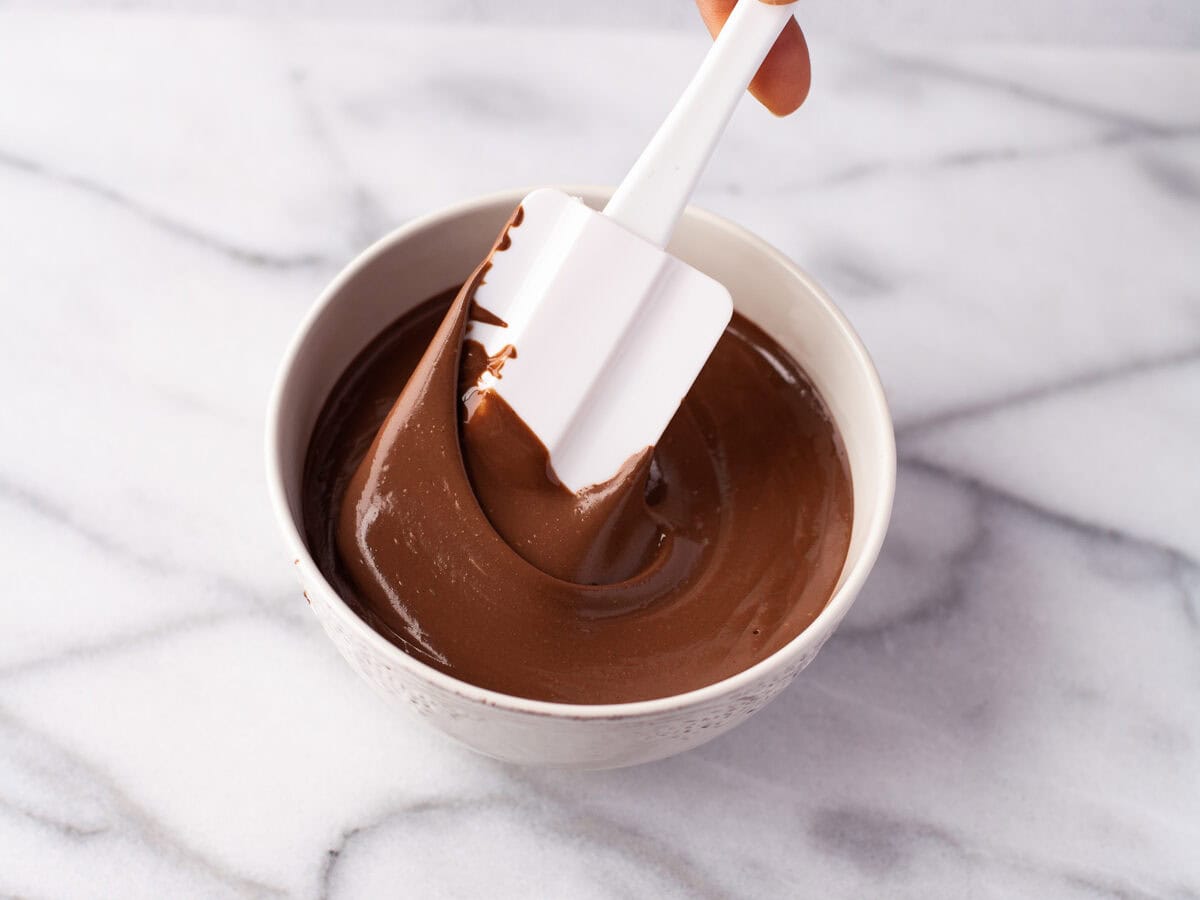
[14, 0, 1200, 47]
[2, 10, 1198, 898]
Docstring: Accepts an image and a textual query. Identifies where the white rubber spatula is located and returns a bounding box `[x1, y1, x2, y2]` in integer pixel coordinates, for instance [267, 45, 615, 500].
[466, 0, 799, 492]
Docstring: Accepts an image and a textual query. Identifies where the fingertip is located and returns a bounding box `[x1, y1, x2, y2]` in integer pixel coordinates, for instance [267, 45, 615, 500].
[749, 17, 811, 117]
[696, 2, 812, 116]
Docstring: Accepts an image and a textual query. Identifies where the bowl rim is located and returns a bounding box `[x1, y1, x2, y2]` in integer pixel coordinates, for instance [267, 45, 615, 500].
[265, 184, 896, 720]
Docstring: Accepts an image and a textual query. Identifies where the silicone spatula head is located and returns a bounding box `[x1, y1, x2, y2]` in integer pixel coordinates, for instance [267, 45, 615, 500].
[466, 188, 732, 493]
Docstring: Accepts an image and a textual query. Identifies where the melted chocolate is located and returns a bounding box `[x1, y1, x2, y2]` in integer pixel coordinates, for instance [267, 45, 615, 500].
[303, 225, 853, 704]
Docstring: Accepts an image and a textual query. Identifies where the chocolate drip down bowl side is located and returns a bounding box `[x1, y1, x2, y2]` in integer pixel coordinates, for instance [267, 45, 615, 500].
[265, 186, 895, 769]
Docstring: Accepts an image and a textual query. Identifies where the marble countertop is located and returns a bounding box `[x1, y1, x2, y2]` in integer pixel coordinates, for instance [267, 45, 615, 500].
[2, 10, 1198, 898]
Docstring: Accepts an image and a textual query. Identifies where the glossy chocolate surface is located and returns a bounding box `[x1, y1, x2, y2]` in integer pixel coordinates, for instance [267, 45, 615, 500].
[304, 228, 852, 704]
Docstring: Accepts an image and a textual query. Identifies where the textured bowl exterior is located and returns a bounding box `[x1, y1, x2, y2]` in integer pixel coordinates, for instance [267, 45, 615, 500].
[267, 186, 895, 769]
[303, 576, 836, 768]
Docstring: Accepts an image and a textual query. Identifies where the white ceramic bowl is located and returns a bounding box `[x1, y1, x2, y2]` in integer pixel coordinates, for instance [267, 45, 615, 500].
[266, 186, 895, 769]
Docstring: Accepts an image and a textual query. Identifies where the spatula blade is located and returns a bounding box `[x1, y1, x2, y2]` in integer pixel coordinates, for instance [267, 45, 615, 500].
[467, 188, 733, 493]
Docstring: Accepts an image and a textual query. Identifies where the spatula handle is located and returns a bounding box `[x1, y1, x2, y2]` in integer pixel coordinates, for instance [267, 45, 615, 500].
[603, 0, 798, 248]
